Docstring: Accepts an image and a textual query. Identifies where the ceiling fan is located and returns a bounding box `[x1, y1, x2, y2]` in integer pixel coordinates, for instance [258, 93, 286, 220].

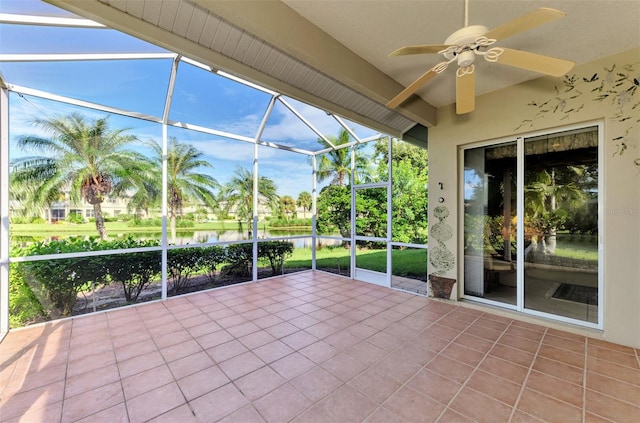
[386, 0, 576, 114]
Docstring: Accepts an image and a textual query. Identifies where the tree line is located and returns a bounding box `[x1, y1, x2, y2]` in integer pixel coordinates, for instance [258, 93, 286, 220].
[11, 112, 429, 243]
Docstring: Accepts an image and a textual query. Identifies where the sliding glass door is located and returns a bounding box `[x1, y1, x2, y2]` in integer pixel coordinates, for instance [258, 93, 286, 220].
[523, 128, 599, 323]
[462, 125, 601, 326]
[463, 141, 518, 306]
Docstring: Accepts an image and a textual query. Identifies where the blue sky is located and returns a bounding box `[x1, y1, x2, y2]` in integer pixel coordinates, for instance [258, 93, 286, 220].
[1, 1, 382, 199]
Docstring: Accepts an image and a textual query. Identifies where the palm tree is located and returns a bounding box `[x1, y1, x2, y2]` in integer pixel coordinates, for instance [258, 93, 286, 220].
[279, 195, 297, 219]
[220, 167, 278, 233]
[316, 129, 371, 186]
[10, 113, 149, 240]
[525, 166, 587, 253]
[146, 137, 219, 242]
[297, 191, 312, 218]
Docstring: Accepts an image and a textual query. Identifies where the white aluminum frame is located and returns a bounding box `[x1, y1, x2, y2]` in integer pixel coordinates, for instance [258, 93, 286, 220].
[0, 12, 428, 332]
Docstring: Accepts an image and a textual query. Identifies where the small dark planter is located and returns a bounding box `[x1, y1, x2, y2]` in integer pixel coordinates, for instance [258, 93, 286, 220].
[429, 275, 456, 299]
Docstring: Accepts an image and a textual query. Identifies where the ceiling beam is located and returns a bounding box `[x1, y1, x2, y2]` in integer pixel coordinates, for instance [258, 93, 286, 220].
[193, 0, 436, 127]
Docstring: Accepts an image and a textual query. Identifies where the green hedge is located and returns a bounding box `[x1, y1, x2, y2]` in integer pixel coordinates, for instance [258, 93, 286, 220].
[10, 238, 295, 324]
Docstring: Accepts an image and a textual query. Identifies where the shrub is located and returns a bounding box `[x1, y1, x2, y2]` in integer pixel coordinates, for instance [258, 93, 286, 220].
[217, 211, 231, 220]
[115, 213, 135, 222]
[67, 213, 85, 224]
[200, 245, 227, 283]
[22, 237, 111, 316]
[175, 218, 195, 228]
[128, 217, 162, 227]
[103, 237, 161, 302]
[259, 241, 294, 276]
[269, 218, 312, 228]
[9, 262, 47, 327]
[30, 216, 46, 224]
[223, 243, 253, 276]
[167, 247, 205, 294]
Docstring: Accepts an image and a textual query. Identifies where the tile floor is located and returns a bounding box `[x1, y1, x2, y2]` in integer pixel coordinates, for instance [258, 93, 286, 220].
[1, 271, 639, 423]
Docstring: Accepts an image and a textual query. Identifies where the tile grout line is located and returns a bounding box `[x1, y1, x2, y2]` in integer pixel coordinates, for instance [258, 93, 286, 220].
[506, 325, 547, 423]
[433, 311, 509, 422]
[283, 282, 417, 422]
[582, 335, 588, 423]
[349, 297, 456, 422]
[58, 319, 75, 423]
[106, 311, 133, 423]
[270, 280, 447, 422]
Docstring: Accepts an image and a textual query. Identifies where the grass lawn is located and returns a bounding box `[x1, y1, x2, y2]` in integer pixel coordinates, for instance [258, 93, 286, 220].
[553, 234, 598, 261]
[285, 246, 427, 278]
[10, 220, 237, 235]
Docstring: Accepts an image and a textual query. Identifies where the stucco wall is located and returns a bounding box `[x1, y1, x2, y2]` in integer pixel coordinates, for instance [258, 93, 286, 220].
[427, 48, 640, 348]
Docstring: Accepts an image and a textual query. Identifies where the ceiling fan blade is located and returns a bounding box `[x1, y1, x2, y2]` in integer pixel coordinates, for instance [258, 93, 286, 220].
[387, 65, 442, 109]
[389, 45, 452, 56]
[484, 7, 565, 41]
[456, 66, 475, 115]
[496, 47, 575, 77]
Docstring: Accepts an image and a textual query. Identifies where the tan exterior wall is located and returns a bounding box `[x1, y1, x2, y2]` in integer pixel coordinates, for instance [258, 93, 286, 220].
[427, 48, 640, 348]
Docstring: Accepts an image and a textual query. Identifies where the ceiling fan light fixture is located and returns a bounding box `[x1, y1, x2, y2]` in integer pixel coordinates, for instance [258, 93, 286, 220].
[457, 50, 476, 67]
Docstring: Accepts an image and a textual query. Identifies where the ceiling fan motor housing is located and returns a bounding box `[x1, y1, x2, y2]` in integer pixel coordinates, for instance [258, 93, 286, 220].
[443, 25, 489, 66]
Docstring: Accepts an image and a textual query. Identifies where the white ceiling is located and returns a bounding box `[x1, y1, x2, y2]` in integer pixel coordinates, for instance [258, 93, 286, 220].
[283, 0, 640, 108]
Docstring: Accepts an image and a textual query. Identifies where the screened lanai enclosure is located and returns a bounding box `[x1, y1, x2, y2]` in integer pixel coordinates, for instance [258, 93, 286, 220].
[0, 2, 429, 332]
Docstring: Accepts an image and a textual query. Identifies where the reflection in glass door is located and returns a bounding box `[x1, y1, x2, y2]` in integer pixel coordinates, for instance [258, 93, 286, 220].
[523, 128, 599, 323]
[463, 142, 518, 306]
[463, 125, 600, 326]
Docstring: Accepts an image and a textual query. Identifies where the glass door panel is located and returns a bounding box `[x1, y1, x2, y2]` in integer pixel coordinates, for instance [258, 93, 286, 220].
[353, 186, 388, 286]
[463, 142, 517, 306]
[523, 127, 599, 323]
[355, 187, 387, 238]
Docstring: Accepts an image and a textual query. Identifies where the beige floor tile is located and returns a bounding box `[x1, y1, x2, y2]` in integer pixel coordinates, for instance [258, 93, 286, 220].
[584, 388, 640, 422]
[177, 364, 229, 401]
[74, 402, 129, 423]
[159, 339, 203, 363]
[291, 366, 342, 402]
[218, 351, 265, 380]
[189, 383, 248, 422]
[516, 388, 582, 423]
[348, 367, 401, 404]
[234, 365, 286, 401]
[298, 340, 339, 364]
[270, 351, 315, 380]
[147, 404, 199, 423]
[0, 381, 65, 422]
[449, 386, 513, 422]
[405, 368, 462, 405]
[168, 350, 215, 380]
[65, 363, 120, 399]
[126, 382, 186, 423]
[206, 339, 248, 363]
[315, 385, 377, 423]
[466, 369, 521, 406]
[122, 364, 175, 400]
[118, 350, 165, 379]
[66, 349, 116, 379]
[61, 381, 124, 423]
[526, 370, 584, 408]
[253, 383, 311, 422]
[218, 404, 266, 423]
[382, 385, 444, 423]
